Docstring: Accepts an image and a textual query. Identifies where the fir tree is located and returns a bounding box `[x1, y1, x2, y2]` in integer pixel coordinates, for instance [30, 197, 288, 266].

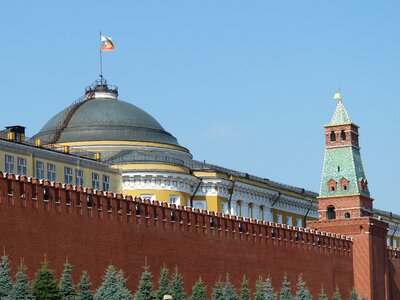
[224, 274, 237, 300]
[331, 288, 341, 300]
[6, 263, 35, 300]
[212, 280, 224, 300]
[279, 275, 292, 300]
[76, 271, 93, 300]
[318, 286, 327, 300]
[0, 255, 13, 299]
[190, 278, 206, 300]
[254, 276, 266, 300]
[94, 265, 119, 300]
[134, 264, 154, 300]
[115, 270, 133, 300]
[240, 277, 251, 300]
[294, 275, 311, 300]
[59, 262, 76, 300]
[32, 260, 60, 300]
[349, 289, 358, 300]
[169, 267, 187, 300]
[264, 276, 277, 300]
[156, 265, 170, 300]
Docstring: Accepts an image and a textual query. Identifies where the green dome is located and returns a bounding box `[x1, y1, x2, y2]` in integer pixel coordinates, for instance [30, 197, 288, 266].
[33, 98, 180, 146]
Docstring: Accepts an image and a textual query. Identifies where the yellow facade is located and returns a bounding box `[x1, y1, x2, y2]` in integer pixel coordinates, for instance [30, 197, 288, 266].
[0, 139, 121, 193]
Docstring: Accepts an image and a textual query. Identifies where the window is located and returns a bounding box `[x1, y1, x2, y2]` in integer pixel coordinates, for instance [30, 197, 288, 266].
[394, 239, 398, 248]
[344, 212, 351, 219]
[259, 205, 264, 221]
[327, 205, 336, 220]
[235, 201, 242, 217]
[75, 169, 84, 187]
[193, 200, 206, 211]
[64, 167, 73, 184]
[341, 130, 346, 141]
[222, 201, 229, 214]
[169, 195, 180, 205]
[47, 163, 56, 181]
[17, 158, 27, 175]
[287, 215, 293, 225]
[102, 175, 110, 191]
[36, 161, 44, 179]
[5, 155, 14, 173]
[92, 173, 100, 190]
[247, 203, 253, 218]
[296, 218, 303, 227]
[141, 194, 155, 201]
[330, 131, 336, 142]
[276, 213, 283, 224]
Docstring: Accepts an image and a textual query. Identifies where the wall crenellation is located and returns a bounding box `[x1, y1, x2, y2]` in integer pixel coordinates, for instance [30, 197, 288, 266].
[0, 171, 352, 255]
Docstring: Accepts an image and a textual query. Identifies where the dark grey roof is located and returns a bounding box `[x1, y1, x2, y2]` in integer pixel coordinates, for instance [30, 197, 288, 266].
[33, 98, 180, 146]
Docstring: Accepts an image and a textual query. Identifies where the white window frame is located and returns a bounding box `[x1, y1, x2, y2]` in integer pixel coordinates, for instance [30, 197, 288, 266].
[75, 169, 84, 187]
[287, 215, 293, 226]
[47, 163, 56, 181]
[141, 194, 155, 201]
[92, 173, 100, 190]
[169, 195, 180, 205]
[276, 213, 283, 224]
[296, 217, 303, 228]
[102, 175, 110, 191]
[5, 155, 14, 173]
[17, 157, 27, 175]
[36, 161, 44, 179]
[64, 167, 73, 184]
[193, 200, 207, 211]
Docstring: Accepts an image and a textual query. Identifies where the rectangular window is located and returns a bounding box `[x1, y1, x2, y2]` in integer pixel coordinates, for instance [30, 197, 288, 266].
[169, 195, 180, 205]
[75, 169, 84, 187]
[221, 201, 229, 214]
[36, 161, 45, 179]
[17, 157, 27, 175]
[64, 167, 73, 184]
[102, 175, 110, 191]
[5, 155, 14, 173]
[141, 194, 155, 201]
[258, 206, 264, 221]
[92, 173, 100, 190]
[47, 163, 56, 181]
[276, 213, 283, 224]
[296, 217, 303, 228]
[287, 215, 293, 226]
[394, 239, 398, 248]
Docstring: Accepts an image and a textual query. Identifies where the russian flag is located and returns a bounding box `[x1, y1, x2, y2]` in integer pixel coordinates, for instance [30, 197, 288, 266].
[101, 36, 115, 51]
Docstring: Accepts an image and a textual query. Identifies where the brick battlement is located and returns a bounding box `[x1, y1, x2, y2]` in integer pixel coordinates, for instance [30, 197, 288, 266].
[0, 172, 352, 255]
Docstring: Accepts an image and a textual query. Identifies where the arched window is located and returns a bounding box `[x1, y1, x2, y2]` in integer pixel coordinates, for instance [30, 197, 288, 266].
[327, 205, 336, 220]
[344, 212, 351, 219]
[341, 130, 346, 141]
[330, 131, 336, 142]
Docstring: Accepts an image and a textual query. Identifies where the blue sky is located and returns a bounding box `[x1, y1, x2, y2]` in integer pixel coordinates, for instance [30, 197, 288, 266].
[1, 1, 399, 213]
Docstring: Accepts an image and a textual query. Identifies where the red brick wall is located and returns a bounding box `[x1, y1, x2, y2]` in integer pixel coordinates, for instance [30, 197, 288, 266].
[309, 218, 389, 299]
[0, 174, 355, 297]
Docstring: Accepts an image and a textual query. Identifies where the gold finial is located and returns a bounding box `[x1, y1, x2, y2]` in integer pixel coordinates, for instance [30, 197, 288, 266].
[333, 91, 342, 102]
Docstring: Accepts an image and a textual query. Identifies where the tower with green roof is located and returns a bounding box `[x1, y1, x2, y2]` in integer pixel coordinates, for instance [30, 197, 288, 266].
[318, 92, 373, 220]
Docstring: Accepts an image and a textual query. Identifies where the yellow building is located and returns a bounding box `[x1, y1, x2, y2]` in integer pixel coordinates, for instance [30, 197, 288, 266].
[0, 125, 120, 192]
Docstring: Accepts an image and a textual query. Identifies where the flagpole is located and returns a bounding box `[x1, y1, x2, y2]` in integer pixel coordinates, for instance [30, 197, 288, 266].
[99, 31, 103, 79]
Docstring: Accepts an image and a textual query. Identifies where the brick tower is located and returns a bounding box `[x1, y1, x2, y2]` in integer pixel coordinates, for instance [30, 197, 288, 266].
[310, 92, 389, 300]
[318, 92, 372, 220]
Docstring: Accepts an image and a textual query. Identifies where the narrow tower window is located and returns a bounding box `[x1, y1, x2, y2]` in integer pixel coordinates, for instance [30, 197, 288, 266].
[330, 131, 336, 142]
[327, 205, 336, 220]
[337, 166, 340, 172]
[341, 130, 346, 141]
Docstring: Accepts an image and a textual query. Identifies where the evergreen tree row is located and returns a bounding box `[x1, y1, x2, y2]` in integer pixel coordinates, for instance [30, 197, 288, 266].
[0, 255, 367, 300]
